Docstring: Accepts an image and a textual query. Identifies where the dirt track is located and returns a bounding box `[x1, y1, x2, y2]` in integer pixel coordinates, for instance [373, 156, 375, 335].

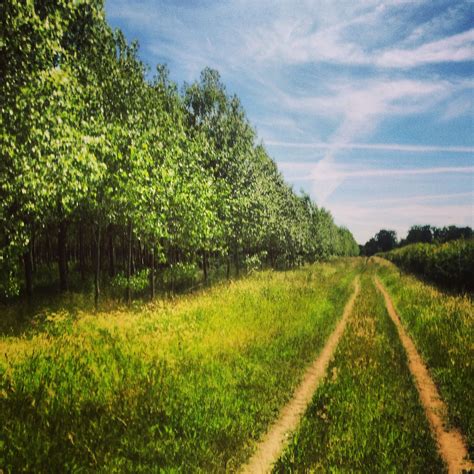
[240, 277, 360, 474]
[375, 277, 472, 474]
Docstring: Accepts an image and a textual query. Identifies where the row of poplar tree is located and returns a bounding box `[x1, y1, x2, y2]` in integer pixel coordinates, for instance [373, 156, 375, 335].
[1, 0, 359, 303]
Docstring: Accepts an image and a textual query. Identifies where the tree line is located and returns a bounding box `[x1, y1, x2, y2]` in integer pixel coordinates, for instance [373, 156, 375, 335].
[360, 225, 473, 257]
[0, 1, 359, 303]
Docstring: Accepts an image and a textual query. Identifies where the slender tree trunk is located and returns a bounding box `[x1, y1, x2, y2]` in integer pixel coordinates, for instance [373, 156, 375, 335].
[108, 224, 115, 277]
[226, 254, 231, 279]
[170, 246, 175, 293]
[150, 247, 155, 300]
[127, 220, 132, 304]
[58, 219, 68, 292]
[94, 224, 101, 311]
[23, 244, 33, 299]
[31, 228, 37, 274]
[79, 223, 86, 281]
[234, 245, 240, 277]
[202, 251, 208, 283]
[46, 228, 53, 270]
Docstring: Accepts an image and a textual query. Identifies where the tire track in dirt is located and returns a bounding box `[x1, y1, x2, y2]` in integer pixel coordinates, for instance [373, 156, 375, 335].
[375, 277, 472, 474]
[240, 277, 360, 474]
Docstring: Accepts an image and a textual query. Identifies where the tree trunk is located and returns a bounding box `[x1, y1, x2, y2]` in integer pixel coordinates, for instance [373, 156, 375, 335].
[234, 246, 240, 277]
[226, 255, 231, 279]
[202, 251, 208, 283]
[58, 219, 68, 292]
[94, 224, 101, 311]
[23, 244, 33, 299]
[108, 224, 115, 277]
[46, 228, 53, 270]
[79, 223, 86, 281]
[127, 220, 132, 304]
[150, 247, 155, 300]
[31, 229, 37, 274]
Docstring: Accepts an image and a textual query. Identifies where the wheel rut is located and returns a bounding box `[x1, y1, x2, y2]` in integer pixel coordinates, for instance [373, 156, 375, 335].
[375, 277, 472, 474]
[240, 277, 360, 474]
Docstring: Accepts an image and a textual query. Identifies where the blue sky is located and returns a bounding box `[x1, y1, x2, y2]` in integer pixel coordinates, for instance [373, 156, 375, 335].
[105, 0, 474, 243]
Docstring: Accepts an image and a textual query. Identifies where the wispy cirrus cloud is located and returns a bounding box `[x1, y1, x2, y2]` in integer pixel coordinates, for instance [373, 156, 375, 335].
[376, 29, 474, 68]
[363, 191, 474, 206]
[266, 141, 474, 154]
[278, 162, 474, 181]
[271, 76, 459, 202]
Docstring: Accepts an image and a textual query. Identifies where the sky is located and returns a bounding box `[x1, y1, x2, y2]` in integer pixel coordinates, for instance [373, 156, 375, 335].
[105, 0, 474, 244]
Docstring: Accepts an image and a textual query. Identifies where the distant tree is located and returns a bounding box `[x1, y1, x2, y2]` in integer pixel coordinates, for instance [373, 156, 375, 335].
[405, 225, 433, 245]
[433, 225, 473, 243]
[375, 229, 398, 252]
[362, 229, 397, 255]
[397, 225, 473, 248]
[362, 237, 378, 256]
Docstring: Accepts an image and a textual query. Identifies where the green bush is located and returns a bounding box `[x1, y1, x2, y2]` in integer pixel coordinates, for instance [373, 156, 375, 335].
[159, 262, 200, 290]
[383, 239, 474, 291]
[111, 270, 150, 294]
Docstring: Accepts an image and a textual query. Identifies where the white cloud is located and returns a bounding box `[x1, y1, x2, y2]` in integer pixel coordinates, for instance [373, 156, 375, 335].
[441, 95, 474, 122]
[403, 3, 470, 45]
[363, 191, 474, 206]
[273, 77, 456, 202]
[267, 141, 474, 154]
[376, 29, 474, 68]
[107, 1, 474, 77]
[278, 162, 474, 182]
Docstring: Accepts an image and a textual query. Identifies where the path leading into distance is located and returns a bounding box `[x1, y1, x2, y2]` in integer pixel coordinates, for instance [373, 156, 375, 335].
[375, 278, 472, 474]
[240, 275, 472, 474]
[240, 277, 360, 474]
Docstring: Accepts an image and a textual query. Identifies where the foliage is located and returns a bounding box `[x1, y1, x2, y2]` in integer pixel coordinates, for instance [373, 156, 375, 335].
[159, 262, 200, 291]
[362, 225, 473, 257]
[361, 229, 397, 256]
[382, 239, 474, 291]
[0, 0, 358, 301]
[111, 270, 150, 294]
[401, 224, 473, 246]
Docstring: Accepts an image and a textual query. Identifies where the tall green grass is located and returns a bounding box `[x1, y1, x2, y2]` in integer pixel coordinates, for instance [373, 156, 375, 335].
[0, 260, 360, 472]
[375, 258, 474, 457]
[275, 272, 443, 472]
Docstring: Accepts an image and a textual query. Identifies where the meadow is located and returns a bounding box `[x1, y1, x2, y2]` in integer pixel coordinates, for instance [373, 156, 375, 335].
[375, 258, 474, 456]
[0, 260, 359, 472]
[274, 268, 443, 472]
[1, 257, 472, 472]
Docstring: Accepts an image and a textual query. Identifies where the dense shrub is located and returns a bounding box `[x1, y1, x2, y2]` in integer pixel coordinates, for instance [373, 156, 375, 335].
[383, 239, 474, 291]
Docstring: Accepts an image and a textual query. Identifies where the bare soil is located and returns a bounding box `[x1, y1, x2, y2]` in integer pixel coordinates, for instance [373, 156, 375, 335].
[375, 277, 472, 474]
[240, 277, 360, 474]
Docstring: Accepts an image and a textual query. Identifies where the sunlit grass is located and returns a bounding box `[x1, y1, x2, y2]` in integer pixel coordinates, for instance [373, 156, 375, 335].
[0, 259, 360, 472]
[275, 271, 443, 472]
[374, 257, 474, 456]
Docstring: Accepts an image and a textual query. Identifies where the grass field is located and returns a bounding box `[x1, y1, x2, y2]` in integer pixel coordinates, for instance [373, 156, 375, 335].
[374, 257, 474, 457]
[274, 270, 444, 472]
[0, 260, 359, 472]
[1, 257, 472, 472]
